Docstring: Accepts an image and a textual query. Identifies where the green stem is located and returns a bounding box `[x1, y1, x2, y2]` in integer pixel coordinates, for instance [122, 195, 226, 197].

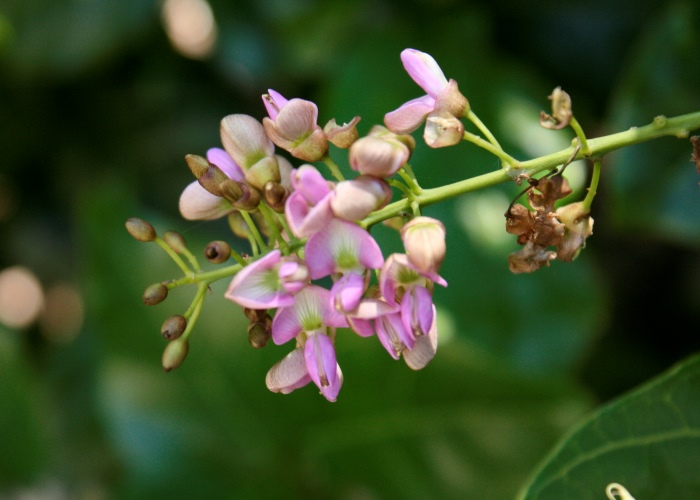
[258, 202, 289, 253]
[463, 130, 520, 169]
[397, 167, 423, 195]
[181, 282, 208, 341]
[322, 156, 345, 181]
[178, 245, 201, 272]
[466, 109, 503, 150]
[240, 210, 268, 254]
[582, 158, 601, 212]
[363, 111, 700, 228]
[569, 116, 591, 156]
[154, 238, 192, 276]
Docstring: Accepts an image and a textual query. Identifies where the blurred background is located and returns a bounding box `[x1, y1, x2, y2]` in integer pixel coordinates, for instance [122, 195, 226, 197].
[1, 0, 698, 498]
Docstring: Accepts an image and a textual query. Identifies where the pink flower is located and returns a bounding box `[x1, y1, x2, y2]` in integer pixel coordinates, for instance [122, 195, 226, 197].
[262, 89, 329, 162]
[271, 285, 348, 401]
[224, 250, 309, 309]
[304, 218, 384, 280]
[384, 49, 468, 135]
[284, 165, 335, 238]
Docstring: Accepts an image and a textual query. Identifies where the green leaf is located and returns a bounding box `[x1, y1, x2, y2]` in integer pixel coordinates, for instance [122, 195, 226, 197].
[518, 353, 700, 500]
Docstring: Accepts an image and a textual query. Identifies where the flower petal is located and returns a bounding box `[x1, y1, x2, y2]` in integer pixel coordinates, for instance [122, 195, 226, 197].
[330, 272, 365, 313]
[384, 94, 435, 135]
[206, 147, 245, 182]
[400, 49, 448, 97]
[304, 332, 340, 402]
[403, 305, 438, 370]
[224, 250, 296, 309]
[305, 219, 384, 279]
[266, 347, 312, 394]
[179, 181, 234, 221]
[401, 284, 434, 337]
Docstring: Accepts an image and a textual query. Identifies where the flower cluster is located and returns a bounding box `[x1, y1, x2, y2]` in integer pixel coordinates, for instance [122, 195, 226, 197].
[175, 71, 448, 401]
[127, 47, 605, 402]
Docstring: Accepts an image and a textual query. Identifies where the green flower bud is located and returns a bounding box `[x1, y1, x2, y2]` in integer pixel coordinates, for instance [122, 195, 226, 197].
[162, 338, 189, 372]
[125, 218, 157, 242]
[161, 315, 187, 340]
[204, 240, 231, 263]
[163, 231, 187, 253]
[143, 283, 168, 305]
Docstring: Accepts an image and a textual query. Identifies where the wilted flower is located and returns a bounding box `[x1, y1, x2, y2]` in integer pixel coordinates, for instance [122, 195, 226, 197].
[555, 202, 594, 262]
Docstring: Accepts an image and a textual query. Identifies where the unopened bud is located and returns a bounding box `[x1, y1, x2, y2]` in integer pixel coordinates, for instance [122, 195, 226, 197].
[161, 315, 187, 340]
[231, 183, 261, 211]
[125, 218, 157, 242]
[401, 216, 447, 274]
[143, 283, 168, 305]
[204, 240, 231, 263]
[248, 320, 271, 348]
[244, 156, 281, 191]
[163, 231, 187, 253]
[243, 307, 268, 323]
[263, 181, 288, 212]
[162, 338, 189, 372]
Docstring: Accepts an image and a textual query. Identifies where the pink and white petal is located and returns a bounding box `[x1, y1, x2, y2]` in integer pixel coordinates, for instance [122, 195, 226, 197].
[320, 364, 343, 402]
[404, 306, 438, 370]
[220, 114, 275, 169]
[265, 348, 312, 394]
[263, 89, 289, 120]
[352, 298, 400, 319]
[347, 317, 376, 337]
[400, 285, 434, 337]
[206, 147, 245, 182]
[271, 303, 304, 345]
[384, 95, 435, 135]
[179, 181, 234, 221]
[275, 99, 320, 139]
[224, 250, 295, 309]
[291, 165, 331, 205]
[375, 312, 412, 359]
[294, 195, 335, 239]
[304, 331, 338, 393]
[400, 49, 448, 97]
[330, 272, 365, 313]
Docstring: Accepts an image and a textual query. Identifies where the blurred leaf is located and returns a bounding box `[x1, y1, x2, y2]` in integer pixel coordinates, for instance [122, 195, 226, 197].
[518, 353, 700, 500]
[0, 328, 47, 487]
[606, 1, 700, 245]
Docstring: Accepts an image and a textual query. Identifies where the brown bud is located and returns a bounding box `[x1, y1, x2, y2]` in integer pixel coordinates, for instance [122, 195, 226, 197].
[248, 321, 271, 348]
[262, 181, 288, 212]
[161, 315, 187, 340]
[125, 218, 157, 242]
[163, 231, 187, 253]
[162, 338, 189, 372]
[204, 240, 231, 263]
[143, 283, 168, 305]
[243, 307, 268, 323]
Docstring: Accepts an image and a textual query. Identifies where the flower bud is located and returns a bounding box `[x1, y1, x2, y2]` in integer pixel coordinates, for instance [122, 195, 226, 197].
[161, 315, 187, 340]
[219, 179, 260, 211]
[186, 154, 229, 197]
[162, 338, 189, 372]
[248, 320, 272, 348]
[204, 240, 231, 263]
[349, 135, 410, 178]
[125, 218, 157, 242]
[401, 216, 446, 274]
[143, 283, 168, 305]
[331, 175, 392, 221]
[163, 231, 187, 253]
[262, 181, 288, 212]
[262, 98, 329, 162]
[243, 307, 269, 323]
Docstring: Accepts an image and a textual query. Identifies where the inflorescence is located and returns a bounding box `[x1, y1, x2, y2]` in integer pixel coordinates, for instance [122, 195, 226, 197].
[126, 49, 603, 402]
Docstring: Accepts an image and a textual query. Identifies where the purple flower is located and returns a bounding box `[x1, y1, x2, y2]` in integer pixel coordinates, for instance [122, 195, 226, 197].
[304, 218, 384, 280]
[384, 49, 468, 135]
[224, 250, 309, 309]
